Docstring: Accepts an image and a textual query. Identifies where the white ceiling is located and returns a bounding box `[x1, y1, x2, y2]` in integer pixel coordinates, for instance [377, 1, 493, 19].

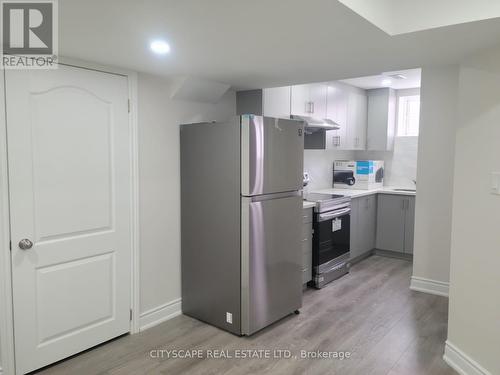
[338, 0, 500, 35]
[59, 0, 500, 89]
[341, 69, 421, 90]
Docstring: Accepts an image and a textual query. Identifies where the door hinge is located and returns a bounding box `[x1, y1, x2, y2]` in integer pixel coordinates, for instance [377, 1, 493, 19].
[128, 99, 131, 113]
[130, 309, 133, 321]
[9, 240, 12, 251]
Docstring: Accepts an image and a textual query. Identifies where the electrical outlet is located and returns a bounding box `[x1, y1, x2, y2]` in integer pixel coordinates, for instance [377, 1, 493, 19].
[226, 312, 233, 324]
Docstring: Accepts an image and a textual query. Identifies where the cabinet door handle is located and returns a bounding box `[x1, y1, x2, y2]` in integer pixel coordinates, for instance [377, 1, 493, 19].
[333, 135, 341, 147]
[311, 101, 315, 114]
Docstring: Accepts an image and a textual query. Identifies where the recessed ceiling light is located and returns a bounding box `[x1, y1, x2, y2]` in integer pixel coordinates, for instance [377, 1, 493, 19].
[150, 40, 170, 55]
[382, 79, 392, 86]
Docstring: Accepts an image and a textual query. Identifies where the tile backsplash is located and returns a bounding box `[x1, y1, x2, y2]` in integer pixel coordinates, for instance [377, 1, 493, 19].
[358, 136, 418, 189]
[303, 149, 356, 191]
[303, 136, 419, 191]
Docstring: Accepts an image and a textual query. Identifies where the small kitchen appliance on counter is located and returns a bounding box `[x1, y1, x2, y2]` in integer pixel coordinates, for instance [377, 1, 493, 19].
[304, 193, 351, 288]
[333, 160, 384, 190]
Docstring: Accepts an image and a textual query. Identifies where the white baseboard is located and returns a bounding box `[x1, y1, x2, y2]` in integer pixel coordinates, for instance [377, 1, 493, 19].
[444, 341, 492, 375]
[139, 298, 182, 332]
[410, 276, 449, 297]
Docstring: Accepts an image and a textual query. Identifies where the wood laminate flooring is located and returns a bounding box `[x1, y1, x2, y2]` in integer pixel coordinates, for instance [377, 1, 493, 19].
[36, 256, 456, 375]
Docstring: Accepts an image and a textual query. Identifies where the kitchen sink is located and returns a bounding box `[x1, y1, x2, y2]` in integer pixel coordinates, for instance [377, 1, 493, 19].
[392, 188, 416, 192]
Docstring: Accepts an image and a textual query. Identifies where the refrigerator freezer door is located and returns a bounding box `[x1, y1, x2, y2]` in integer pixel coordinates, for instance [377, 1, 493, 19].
[241, 115, 304, 196]
[241, 192, 303, 335]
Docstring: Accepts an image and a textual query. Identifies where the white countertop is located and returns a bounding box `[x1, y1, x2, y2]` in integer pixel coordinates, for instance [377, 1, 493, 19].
[309, 187, 416, 198]
[302, 201, 316, 209]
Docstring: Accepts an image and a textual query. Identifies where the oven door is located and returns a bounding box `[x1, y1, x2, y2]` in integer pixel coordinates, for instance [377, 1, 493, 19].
[312, 208, 351, 270]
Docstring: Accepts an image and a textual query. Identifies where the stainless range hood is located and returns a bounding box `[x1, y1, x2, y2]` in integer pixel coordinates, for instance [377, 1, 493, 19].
[291, 115, 340, 133]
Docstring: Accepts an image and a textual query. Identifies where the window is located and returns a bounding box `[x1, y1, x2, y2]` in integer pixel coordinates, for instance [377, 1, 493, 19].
[397, 95, 420, 136]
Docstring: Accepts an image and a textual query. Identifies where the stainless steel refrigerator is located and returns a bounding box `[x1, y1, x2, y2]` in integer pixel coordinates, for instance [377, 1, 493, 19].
[181, 115, 304, 335]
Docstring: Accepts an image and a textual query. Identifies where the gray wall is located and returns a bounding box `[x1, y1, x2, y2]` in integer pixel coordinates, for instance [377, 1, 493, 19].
[447, 46, 500, 375]
[411, 65, 459, 288]
[137, 73, 235, 325]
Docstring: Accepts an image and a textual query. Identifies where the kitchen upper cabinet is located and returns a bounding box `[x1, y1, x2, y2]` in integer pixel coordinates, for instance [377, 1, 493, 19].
[348, 91, 368, 150]
[367, 88, 396, 151]
[236, 87, 292, 118]
[376, 194, 415, 254]
[326, 83, 367, 150]
[350, 194, 377, 261]
[263, 86, 291, 118]
[309, 84, 328, 119]
[326, 83, 348, 150]
[326, 83, 348, 126]
[291, 83, 328, 119]
[291, 84, 310, 117]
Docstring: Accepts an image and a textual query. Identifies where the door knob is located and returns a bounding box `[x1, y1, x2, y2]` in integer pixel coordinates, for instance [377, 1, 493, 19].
[18, 239, 33, 250]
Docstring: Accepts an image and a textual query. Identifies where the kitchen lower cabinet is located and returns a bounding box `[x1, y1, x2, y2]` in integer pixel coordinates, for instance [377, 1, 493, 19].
[404, 196, 415, 254]
[376, 194, 415, 254]
[301, 207, 313, 284]
[350, 194, 377, 261]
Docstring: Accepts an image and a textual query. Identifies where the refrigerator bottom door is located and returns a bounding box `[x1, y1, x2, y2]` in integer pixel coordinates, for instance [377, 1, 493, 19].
[241, 192, 303, 335]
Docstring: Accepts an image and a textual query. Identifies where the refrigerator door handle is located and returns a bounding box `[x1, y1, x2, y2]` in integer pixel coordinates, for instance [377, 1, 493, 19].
[248, 190, 302, 202]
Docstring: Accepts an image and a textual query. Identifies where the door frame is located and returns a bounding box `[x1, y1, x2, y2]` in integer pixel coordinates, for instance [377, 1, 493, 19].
[0, 57, 141, 375]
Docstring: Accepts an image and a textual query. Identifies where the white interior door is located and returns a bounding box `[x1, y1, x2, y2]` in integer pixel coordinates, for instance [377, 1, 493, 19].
[6, 65, 132, 374]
